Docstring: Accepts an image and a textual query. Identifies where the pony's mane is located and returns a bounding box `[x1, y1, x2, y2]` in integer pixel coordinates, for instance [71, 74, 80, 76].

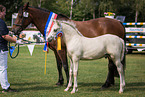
[60, 20, 84, 36]
[59, 20, 76, 29]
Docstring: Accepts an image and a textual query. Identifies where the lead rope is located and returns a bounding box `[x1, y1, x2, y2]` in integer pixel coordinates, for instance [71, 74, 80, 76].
[9, 42, 20, 59]
[8, 34, 20, 59]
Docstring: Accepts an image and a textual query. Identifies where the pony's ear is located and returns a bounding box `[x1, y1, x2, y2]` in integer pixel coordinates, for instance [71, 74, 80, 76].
[56, 20, 61, 26]
[53, 19, 60, 26]
[23, 2, 29, 11]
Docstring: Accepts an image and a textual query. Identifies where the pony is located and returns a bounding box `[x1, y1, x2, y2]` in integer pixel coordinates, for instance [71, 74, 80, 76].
[12, 2, 126, 88]
[47, 20, 125, 94]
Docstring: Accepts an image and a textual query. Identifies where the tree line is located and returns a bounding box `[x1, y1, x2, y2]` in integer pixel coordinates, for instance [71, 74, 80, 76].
[1, 0, 145, 25]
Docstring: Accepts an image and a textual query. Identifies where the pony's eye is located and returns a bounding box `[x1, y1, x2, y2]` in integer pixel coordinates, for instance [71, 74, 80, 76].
[54, 29, 57, 32]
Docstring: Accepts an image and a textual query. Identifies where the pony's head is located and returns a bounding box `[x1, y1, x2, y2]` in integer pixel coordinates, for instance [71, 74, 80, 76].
[47, 20, 63, 42]
[12, 2, 32, 35]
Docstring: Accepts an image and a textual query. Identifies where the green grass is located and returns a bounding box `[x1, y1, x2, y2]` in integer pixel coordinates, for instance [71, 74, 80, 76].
[0, 45, 145, 97]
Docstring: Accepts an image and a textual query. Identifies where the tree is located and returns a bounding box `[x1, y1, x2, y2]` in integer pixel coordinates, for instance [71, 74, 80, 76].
[98, 0, 114, 17]
[51, 0, 71, 16]
[73, 0, 97, 20]
[120, 0, 145, 22]
[3, 0, 145, 23]
[0, 0, 23, 25]
[23, 0, 42, 7]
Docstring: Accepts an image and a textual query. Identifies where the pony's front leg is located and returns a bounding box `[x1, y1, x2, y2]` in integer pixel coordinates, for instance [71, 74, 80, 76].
[71, 58, 79, 94]
[64, 59, 73, 91]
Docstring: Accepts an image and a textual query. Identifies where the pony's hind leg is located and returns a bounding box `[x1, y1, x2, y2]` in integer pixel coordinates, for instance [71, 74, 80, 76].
[114, 59, 125, 93]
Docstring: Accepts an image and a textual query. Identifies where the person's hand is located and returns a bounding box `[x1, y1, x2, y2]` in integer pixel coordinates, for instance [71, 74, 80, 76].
[16, 39, 23, 45]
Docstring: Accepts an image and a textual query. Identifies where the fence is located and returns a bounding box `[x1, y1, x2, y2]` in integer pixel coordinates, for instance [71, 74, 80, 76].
[123, 22, 145, 52]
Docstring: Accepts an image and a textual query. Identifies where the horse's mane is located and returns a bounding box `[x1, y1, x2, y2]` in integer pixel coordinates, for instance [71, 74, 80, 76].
[57, 14, 69, 20]
[29, 6, 50, 12]
[22, 5, 69, 20]
[18, 6, 50, 14]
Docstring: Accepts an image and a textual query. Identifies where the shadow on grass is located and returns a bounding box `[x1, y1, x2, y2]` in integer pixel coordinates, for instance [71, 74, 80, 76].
[125, 82, 145, 92]
[78, 82, 145, 92]
[11, 82, 61, 92]
[79, 82, 118, 92]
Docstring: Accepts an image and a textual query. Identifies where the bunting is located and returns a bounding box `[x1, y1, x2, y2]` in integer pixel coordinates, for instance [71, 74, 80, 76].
[27, 45, 35, 56]
[9, 46, 15, 56]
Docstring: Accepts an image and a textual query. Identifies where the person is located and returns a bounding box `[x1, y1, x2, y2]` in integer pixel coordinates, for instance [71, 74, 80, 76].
[0, 5, 22, 93]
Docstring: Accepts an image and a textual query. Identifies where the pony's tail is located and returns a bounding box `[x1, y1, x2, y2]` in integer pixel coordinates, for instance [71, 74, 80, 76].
[120, 38, 125, 62]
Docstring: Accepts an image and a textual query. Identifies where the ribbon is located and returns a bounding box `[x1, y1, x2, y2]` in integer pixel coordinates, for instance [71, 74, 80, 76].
[56, 31, 63, 51]
[43, 12, 58, 52]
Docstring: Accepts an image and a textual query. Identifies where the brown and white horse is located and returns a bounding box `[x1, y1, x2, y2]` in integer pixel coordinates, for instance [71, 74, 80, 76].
[12, 2, 126, 88]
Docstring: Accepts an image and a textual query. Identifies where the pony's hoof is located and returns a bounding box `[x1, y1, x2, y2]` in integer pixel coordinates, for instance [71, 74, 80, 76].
[119, 90, 123, 94]
[71, 90, 75, 94]
[71, 88, 78, 94]
[64, 88, 69, 92]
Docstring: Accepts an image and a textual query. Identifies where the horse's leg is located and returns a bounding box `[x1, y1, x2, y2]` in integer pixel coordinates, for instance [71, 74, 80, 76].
[53, 50, 64, 86]
[102, 57, 118, 89]
[114, 59, 125, 93]
[64, 59, 73, 92]
[102, 51, 126, 89]
[57, 49, 69, 86]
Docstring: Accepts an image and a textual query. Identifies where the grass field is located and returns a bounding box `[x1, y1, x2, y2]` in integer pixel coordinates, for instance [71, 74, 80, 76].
[0, 45, 145, 97]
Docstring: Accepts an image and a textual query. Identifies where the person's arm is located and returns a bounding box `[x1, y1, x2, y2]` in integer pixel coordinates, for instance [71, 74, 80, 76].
[2, 34, 16, 43]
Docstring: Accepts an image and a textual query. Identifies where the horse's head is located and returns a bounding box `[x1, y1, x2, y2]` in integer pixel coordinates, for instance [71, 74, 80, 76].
[47, 20, 62, 42]
[12, 2, 32, 35]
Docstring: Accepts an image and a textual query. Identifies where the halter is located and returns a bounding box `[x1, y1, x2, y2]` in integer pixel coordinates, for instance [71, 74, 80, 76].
[13, 12, 29, 33]
[9, 11, 29, 59]
[13, 23, 24, 33]
[56, 23, 63, 37]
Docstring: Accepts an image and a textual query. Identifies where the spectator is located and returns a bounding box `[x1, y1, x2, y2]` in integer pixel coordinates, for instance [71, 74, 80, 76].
[0, 5, 22, 93]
